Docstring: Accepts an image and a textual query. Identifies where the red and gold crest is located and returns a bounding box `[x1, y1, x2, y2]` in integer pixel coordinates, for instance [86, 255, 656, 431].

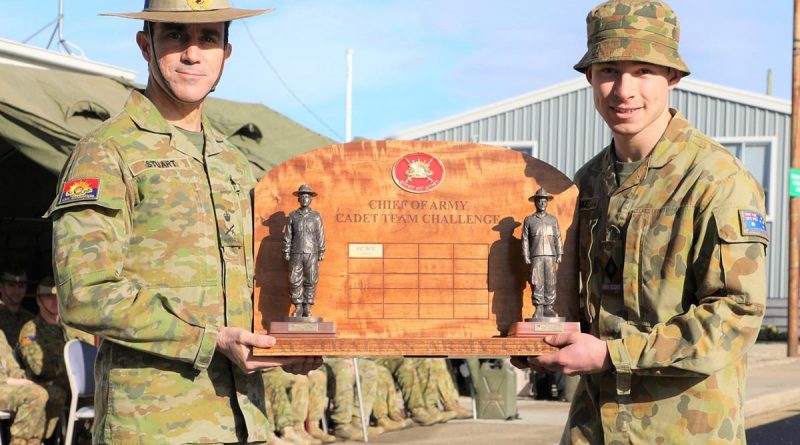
[391, 152, 445, 193]
[59, 178, 100, 204]
[187, 0, 211, 11]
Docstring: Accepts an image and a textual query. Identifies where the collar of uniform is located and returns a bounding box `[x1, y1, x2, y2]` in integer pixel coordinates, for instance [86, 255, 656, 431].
[645, 109, 692, 169]
[201, 113, 226, 156]
[125, 90, 173, 135]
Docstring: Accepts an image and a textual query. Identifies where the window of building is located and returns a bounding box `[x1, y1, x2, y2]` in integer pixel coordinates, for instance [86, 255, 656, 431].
[478, 140, 539, 158]
[717, 138, 775, 217]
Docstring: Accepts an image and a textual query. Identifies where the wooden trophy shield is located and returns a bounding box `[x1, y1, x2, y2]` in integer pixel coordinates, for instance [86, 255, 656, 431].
[253, 140, 578, 357]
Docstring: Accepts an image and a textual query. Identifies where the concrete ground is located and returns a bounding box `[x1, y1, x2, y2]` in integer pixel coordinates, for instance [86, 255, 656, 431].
[335, 342, 800, 445]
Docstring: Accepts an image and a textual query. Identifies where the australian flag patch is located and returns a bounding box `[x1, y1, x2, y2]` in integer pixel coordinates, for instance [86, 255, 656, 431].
[739, 210, 768, 238]
[59, 178, 100, 204]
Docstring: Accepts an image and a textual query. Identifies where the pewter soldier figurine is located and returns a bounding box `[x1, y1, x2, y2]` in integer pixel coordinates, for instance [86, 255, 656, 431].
[284, 184, 326, 318]
[521, 188, 563, 320]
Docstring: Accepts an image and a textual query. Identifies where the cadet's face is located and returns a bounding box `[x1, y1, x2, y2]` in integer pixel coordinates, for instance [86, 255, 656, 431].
[535, 198, 548, 212]
[1, 281, 26, 305]
[36, 294, 59, 322]
[298, 194, 312, 208]
[587, 61, 679, 141]
[140, 22, 231, 104]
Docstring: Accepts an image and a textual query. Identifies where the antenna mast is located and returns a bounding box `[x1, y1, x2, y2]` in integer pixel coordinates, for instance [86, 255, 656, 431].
[23, 0, 85, 57]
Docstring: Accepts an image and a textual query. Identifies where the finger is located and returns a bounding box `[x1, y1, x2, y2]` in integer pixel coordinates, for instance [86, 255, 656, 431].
[510, 356, 530, 370]
[544, 332, 576, 348]
[240, 332, 277, 349]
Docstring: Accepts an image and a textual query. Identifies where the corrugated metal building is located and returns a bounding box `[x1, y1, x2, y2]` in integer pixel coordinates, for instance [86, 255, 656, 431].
[392, 77, 792, 330]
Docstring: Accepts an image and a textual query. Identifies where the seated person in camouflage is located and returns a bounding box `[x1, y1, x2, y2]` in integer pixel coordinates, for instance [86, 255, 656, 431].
[372, 360, 413, 432]
[0, 267, 35, 349]
[0, 331, 48, 445]
[414, 358, 472, 420]
[323, 357, 383, 441]
[513, 1, 769, 443]
[374, 357, 442, 426]
[262, 367, 320, 445]
[17, 277, 69, 441]
[305, 368, 335, 444]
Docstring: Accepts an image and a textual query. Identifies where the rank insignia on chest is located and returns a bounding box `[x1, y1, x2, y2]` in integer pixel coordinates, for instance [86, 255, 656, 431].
[59, 178, 99, 204]
[739, 210, 768, 237]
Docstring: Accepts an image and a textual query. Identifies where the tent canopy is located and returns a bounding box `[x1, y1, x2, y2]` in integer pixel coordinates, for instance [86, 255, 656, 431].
[0, 63, 334, 217]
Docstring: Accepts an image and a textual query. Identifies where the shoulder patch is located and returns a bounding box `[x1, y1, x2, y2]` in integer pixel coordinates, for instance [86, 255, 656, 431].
[740, 210, 768, 237]
[19, 335, 35, 346]
[59, 178, 100, 205]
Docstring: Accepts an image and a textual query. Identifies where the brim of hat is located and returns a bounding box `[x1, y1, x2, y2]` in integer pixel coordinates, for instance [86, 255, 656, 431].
[100, 8, 273, 23]
[528, 196, 554, 202]
[573, 37, 690, 76]
[293, 191, 318, 196]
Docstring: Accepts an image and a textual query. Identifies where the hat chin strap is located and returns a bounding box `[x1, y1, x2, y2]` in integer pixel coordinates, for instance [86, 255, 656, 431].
[148, 25, 224, 106]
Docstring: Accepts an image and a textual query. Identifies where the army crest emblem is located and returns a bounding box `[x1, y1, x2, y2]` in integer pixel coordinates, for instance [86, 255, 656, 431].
[391, 152, 445, 193]
[187, 0, 211, 10]
[59, 178, 100, 204]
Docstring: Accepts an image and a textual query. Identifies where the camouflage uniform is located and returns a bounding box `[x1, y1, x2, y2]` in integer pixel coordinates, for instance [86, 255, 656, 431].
[570, 111, 768, 444]
[372, 362, 402, 420]
[414, 358, 461, 411]
[0, 331, 47, 443]
[324, 357, 377, 427]
[374, 357, 425, 412]
[47, 90, 268, 444]
[18, 316, 69, 439]
[263, 368, 296, 433]
[306, 368, 328, 425]
[0, 301, 34, 350]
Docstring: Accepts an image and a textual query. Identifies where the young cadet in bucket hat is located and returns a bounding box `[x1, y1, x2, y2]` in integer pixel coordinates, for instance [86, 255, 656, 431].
[512, 1, 769, 443]
[46, 1, 321, 443]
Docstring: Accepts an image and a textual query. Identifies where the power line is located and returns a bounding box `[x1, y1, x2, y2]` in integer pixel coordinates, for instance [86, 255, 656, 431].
[238, 18, 343, 141]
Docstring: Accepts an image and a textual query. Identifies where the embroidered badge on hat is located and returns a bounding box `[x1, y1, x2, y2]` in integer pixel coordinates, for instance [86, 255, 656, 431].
[740, 210, 768, 237]
[59, 178, 100, 204]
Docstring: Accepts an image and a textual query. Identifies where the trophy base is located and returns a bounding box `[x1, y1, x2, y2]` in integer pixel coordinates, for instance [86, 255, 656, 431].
[508, 320, 580, 338]
[269, 320, 337, 338]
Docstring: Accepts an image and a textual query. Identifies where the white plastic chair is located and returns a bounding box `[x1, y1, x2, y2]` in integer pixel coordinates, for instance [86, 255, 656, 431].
[63, 339, 97, 445]
[0, 410, 12, 445]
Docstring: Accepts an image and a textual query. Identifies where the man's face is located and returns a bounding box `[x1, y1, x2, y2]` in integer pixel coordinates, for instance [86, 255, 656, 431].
[535, 197, 548, 212]
[299, 194, 312, 208]
[587, 61, 680, 141]
[36, 294, 59, 324]
[1, 281, 26, 306]
[138, 22, 232, 104]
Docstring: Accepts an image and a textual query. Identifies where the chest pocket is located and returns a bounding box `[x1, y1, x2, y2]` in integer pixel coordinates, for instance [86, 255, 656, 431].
[211, 176, 245, 248]
[625, 206, 689, 327]
[578, 199, 599, 324]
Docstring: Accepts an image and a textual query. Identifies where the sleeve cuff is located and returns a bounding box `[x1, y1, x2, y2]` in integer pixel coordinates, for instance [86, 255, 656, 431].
[607, 339, 632, 396]
[194, 325, 219, 370]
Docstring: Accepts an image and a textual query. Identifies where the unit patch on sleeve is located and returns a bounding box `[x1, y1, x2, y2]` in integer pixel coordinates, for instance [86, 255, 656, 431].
[19, 335, 35, 346]
[59, 178, 100, 204]
[739, 210, 768, 237]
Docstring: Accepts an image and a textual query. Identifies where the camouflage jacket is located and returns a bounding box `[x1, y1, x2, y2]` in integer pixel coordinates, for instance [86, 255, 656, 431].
[0, 301, 35, 349]
[47, 91, 267, 444]
[0, 331, 25, 382]
[18, 316, 68, 389]
[567, 111, 768, 444]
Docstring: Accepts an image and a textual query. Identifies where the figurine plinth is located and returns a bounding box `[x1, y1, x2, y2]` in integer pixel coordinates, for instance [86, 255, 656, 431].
[269, 320, 336, 339]
[508, 319, 580, 338]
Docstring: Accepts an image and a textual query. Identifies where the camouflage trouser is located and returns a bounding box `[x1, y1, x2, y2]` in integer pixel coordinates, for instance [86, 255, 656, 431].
[324, 358, 377, 427]
[262, 368, 294, 432]
[530, 256, 557, 306]
[414, 358, 460, 410]
[372, 362, 403, 419]
[289, 253, 319, 305]
[40, 382, 68, 439]
[0, 381, 47, 441]
[307, 368, 328, 423]
[374, 358, 424, 411]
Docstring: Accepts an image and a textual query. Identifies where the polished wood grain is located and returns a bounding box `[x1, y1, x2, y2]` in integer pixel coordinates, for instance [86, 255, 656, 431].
[253, 140, 578, 356]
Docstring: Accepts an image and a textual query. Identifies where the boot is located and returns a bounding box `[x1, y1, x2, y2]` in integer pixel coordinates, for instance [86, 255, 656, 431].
[334, 423, 383, 441]
[307, 422, 336, 444]
[542, 305, 558, 318]
[267, 434, 294, 445]
[10, 439, 41, 445]
[292, 304, 303, 318]
[429, 406, 457, 423]
[410, 406, 441, 426]
[388, 411, 415, 428]
[443, 401, 473, 419]
[293, 424, 322, 445]
[281, 425, 312, 445]
[303, 303, 313, 317]
[375, 416, 407, 432]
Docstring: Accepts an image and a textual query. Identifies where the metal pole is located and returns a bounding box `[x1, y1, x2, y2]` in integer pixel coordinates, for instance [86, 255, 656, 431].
[57, 0, 72, 55]
[345, 48, 353, 143]
[789, 0, 800, 357]
[352, 358, 368, 442]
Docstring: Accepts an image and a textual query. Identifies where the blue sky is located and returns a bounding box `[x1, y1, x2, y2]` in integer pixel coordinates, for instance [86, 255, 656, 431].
[0, 1, 791, 141]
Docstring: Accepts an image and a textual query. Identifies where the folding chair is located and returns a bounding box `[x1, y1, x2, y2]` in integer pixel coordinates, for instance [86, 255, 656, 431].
[0, 410, 12, 445]
[63, 339, 97, 445]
